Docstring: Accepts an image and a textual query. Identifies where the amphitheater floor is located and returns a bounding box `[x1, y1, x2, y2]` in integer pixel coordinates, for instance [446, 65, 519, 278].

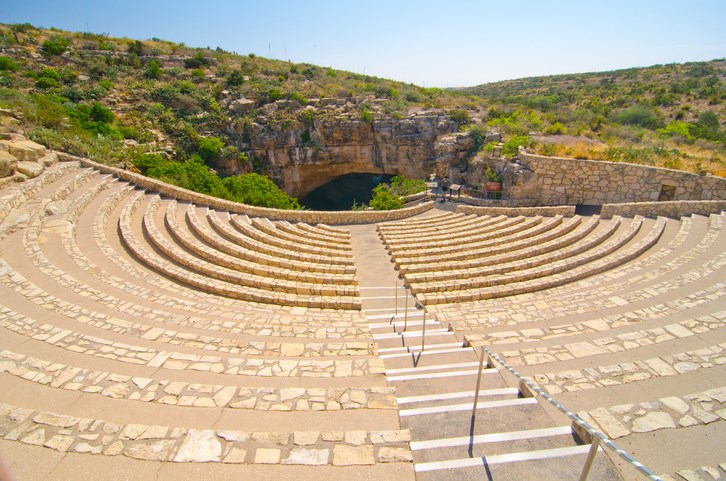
[1, 167, 724, 481]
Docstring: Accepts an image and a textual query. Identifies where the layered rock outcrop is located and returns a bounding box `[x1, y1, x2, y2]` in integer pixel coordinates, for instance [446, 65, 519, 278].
[246, 113, 468, 198]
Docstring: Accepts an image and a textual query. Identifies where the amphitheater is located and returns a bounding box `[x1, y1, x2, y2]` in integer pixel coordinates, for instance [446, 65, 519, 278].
[0, 142, 725, 481]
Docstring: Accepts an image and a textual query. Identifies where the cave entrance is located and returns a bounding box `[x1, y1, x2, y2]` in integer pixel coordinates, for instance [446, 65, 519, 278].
[299, 173, 395, 211]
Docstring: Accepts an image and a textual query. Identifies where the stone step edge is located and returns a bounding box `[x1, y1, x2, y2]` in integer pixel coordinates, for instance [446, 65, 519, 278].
[0, 402, 412, 465]
[0, 349, 397, 411]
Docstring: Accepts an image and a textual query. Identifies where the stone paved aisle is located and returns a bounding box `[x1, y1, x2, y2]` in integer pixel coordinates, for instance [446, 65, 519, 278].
[349, 210, 623, 481]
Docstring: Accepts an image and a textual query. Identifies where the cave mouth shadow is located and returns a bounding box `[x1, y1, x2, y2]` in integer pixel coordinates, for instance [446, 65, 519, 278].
[299, 173, 394, 211]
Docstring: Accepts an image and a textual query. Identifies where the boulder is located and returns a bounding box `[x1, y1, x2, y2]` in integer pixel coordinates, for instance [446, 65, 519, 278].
[0, 150, 18, 178]
[39, 152, 58, 167]
[16, 160, 44, 178]
[6, 140, 47, 162]
[228, 98, 255, 114]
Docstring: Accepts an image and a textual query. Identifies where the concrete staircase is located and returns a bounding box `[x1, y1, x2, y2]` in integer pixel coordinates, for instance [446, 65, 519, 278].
[350, 216, 622, 481]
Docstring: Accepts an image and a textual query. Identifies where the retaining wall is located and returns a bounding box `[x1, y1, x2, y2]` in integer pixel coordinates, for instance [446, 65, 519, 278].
[601, 200, 726, 219]
[456, 204, 576, 217]
[58, 154, 433, 225]
[515, 150, 726, 205]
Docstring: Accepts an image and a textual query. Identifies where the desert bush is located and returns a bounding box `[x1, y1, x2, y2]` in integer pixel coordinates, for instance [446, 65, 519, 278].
[90, 102, 114, 123]
[369, 184, 403, 210]
[612, 104, 664, 129]
[41, 35, 70, 56]
[0, 56, 19, 72]
[144, 59, 162, 79]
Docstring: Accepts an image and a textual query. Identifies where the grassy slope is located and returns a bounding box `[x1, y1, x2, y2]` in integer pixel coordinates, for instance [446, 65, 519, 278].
[0, 23, 723, 180]
[457, 61, 726, 175]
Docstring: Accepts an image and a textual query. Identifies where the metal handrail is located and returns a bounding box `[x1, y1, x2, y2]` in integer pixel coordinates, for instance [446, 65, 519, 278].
[393, 280, 429, 352]
[476, 346, 663, 481]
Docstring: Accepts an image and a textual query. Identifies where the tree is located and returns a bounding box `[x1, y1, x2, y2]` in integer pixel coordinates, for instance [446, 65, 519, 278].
[369, 184, 403, 210]
[223, 173, 300, 209]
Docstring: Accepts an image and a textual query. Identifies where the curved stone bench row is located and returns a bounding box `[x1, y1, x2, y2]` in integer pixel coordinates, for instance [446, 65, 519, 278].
[578, 387, 725, 440]
[417, 216, 666, 304]
[186, 204, 355, 276]
[404, 216, 615, 286]
[384, 217, 548, 253]
[399, 215, 590, 275]
[378, 213, 498, 241]
[462, 278, 726, 348]
[531, 342, 726, 395]
[377, 211, 465, 234]
[388, 216, 543, 261]
[0, 161, 79, 232]
[475, 310, 724, 367]
[439, 213, 722, 329]
[143, 196, 358, 298]
[385, 215, 530, 253]
[164, 201, 356, 287]
[0, 303, 384, 377]
[186, 204, 355, 279]
[276, 220, 351, 245]
[0, 402, 411, 465]
[233, 215, 354, 261]
[119, 192, 361, 310]
[209, 210, 354, 268]
[1, 249, 374, 360]
[0, 349, 396, 411]
[83, 184, 366, 328]
[250, 217, 352, 251]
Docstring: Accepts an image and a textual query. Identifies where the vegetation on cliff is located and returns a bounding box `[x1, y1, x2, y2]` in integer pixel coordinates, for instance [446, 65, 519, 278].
[0, 23, 723, 212]
[459, 61, 725, 175]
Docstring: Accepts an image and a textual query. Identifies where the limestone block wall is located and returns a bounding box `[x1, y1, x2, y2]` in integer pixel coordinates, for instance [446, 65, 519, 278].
[515, 150, 726, 205]
[601, 200, 726, 219]
[58, 153, 433, 225]
[456, 204, 576, 217]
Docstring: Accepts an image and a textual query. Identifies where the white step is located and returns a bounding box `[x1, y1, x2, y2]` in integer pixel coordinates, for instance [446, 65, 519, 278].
[411, 425, 572, 450]
[376, 342, 462, 354]
[398, 388, 519, 405]
[414, 444, 597, 472]
[388, 368, 496, 382]
[400, 397, 538, 417]
[373, 328, 449, 340]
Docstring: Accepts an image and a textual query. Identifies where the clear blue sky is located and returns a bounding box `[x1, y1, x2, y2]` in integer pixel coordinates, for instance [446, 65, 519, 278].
[2, 0, 724, 87]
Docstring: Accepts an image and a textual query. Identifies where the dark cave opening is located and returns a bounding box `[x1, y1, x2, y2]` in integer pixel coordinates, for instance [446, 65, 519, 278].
[299, 173, 395, 211]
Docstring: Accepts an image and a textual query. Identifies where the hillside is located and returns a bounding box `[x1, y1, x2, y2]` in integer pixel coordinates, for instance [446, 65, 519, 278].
[457, 61, 726, 174]
[0, 23, 724, 205]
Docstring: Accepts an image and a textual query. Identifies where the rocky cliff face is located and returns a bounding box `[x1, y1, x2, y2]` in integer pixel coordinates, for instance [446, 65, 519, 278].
[244, 113, 468, 198]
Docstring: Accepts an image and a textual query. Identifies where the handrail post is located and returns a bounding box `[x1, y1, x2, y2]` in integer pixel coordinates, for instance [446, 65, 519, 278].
[421, 309, 427, 352]
[394, 280, 398, 317]
[578, 436, 601, 481]
[471, 346, 486, 420]
[403, 288, 408, 332]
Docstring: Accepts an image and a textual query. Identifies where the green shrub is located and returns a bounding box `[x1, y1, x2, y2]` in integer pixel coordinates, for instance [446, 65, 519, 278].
[543, 122, 566, 135]
[197, 136, 224, 163]
[0, 56, 19, 72]
[226, 70, 245, 87]
[144, 59, 162, 79]
[369, 184, 403, 210]
[41, 35, 70, 56]
[449, 109, 471, 127]
[223, 173, 300, 209]
[612, 104, 664, 129]
[389, 175, 426, 196]
[502, 135, 533, 156]
[35, 76, 58, 89]
[359, 108, 373, 123]
[90, 102, 114, 123]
